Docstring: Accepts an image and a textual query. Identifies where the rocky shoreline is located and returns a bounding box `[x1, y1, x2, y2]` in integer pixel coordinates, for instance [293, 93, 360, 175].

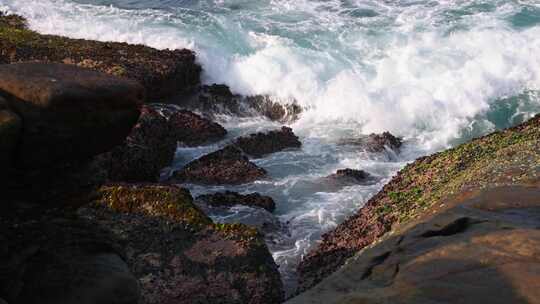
[1, 11, 539, 304]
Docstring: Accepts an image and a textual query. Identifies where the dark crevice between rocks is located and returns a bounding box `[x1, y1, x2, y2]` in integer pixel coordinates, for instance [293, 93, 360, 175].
[420, 217, 475, 238]
[360, 251, 392, 280]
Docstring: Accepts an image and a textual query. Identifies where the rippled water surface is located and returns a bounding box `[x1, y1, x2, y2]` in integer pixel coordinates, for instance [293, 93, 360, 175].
[3, 0, 540, 292]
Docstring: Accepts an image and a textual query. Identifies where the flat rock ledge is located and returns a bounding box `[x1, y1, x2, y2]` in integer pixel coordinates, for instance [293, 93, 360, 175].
[232, 126, 302, 158]
[293, 114, 540, 303]
[197, 191, 277, 213]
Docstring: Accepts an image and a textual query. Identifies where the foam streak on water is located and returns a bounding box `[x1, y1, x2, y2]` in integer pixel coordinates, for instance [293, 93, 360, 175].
[3, 0, 540, 292]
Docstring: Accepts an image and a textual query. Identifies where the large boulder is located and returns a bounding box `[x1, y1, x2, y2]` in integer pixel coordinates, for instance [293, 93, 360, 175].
[340, 131, 402, 153]
[197, 191, 276, 212]
[232, 126, 302, 158]
[0, 13, 201, 100]
[98, 105, 176, 182]
[0, 96, 21, 173]
[0, 62, 143, 169]
[0, 218, 140, 304]
[324, 168, 370, 186]
[295, 114, 540, 295]
[172, 146, 267, 185]
[80, 184, 284, 304]
[169, 110, 227, 146]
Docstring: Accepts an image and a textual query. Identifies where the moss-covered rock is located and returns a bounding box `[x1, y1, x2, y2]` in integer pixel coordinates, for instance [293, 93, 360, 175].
[0, 12, 201, 101]
[297, 114, 540, 292]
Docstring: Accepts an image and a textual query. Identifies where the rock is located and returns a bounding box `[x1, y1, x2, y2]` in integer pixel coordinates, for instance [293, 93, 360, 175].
[233, 126, 302, 158]
[0, 13, 201, 100]
[0, 218, 140, 304]
[0, 96, 21, 174]
[245, 95, 303, 123]
[80, 184, 284, 304]
[340, 131, 402, 153]
[169, 110, 227, 146]
[172, 146, 267, 185]
[325, 168, 370, 185]
[288, 185, 540, 304]
[197, 191, 276, 212]
[98, 105, 176, 182]
[0, 62, 142, 169]
[296, 114, 540, 294]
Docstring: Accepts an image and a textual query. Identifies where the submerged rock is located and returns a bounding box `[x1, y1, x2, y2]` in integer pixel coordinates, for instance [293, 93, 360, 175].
[233, 126, 302, 158]
[0, 13, 201, 100]
[0, 62, 143, 169]
[172, 146, 267, 185]
[80, 184, 284, 304]
[325, 168, 370, 185]
[197, 191, 276, 212]
[169, 109, 227, 146]
[0, 218, 139, 304]
[98, 105, 176, 182]
[295, 114, 540, 296]
[340, 131, 402, 153]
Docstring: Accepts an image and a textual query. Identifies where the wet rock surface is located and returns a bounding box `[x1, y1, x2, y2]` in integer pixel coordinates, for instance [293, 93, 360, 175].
[80, 184, 284, 304]
[197, 191, 276, 213]
[169, 109, 227, 146]
[324, 168, 370, 186]
[295, 115, 540, 297]
[232, 126, 302, 158]
[340, 131, 402, 153]
[172, 146, 267, 185]
[0, 13, 201, 100]
[97, 105, 176, 183]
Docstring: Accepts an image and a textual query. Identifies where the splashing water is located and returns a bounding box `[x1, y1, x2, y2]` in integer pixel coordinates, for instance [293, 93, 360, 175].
[3, 0, 540, 292]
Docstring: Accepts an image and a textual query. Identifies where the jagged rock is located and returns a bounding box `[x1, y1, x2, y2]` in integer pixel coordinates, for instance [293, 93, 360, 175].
[325, 169, 370, 185]
[197, 191, 276, 212]
[169, 110, 227, 146]
[98, 105, 176, 182]
[0, 13, 201, 100]
[0, 62, 143, 169]
[0, 96, 21, 174]
[245, 95, 303, 123]
[232, 127, 302, 158]
[80, 184, 284, 304]
[172, 146, 267, 185]
[340, 131, 402, 153]
[0, 218, 139, 304]
[295, 114, 540, 295]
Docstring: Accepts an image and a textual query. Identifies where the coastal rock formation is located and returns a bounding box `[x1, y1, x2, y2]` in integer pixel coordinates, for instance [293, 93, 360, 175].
[340, 131, 402, 153]
[172, 146, 267, 185]
[197, 191, 276, 212]
[0, 12, 201, 100]
[0, 218, 139, 304]
[98, 105, 176, 182]
[80, 184, 284, 304]
[169, 109, 227, 146]
[232, 126, 302, 158]
[0, 62, 143, 169]
[0, 96, 21, 174]
[325, 168, 370, 185]
[295, 114, 540, 297]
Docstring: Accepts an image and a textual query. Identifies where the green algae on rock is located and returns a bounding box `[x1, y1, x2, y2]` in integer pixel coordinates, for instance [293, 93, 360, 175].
[0, 12, 201, 100]
[297, 114, 540, 293]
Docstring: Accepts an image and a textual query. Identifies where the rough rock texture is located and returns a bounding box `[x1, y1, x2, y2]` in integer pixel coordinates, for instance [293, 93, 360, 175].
[80, 184, 284, 304]
[0, 218, 140, 304]
[232, 126, 302, 158]
[172, 146, 267, 185]
[98, 105, 176, 182]
[0, 62, 143, 169]
[0, 96, 21, 173]
[0, 12, 201, 100]
[169, 109, 227, 146]
[179, 84, 302, 123]
[340, 131, 402, 153]
[197, 191, 276, 212]
[325, 168, 370, 185]
[296, 114, 540, 294]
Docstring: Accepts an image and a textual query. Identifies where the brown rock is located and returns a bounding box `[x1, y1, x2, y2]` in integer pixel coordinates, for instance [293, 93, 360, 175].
[80, 184, 284, 304]
[197, 191, 276, 212]
[0, 96, 21, 173]
[340, 131, 402, 153]
[0, 13, 201, 100]
[169, 110, 227, 146]
[233, 126, 302, 158]
[172, 146, 267, 185]
[0, 62, 142, 169]
[325, 168, 370, 185]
